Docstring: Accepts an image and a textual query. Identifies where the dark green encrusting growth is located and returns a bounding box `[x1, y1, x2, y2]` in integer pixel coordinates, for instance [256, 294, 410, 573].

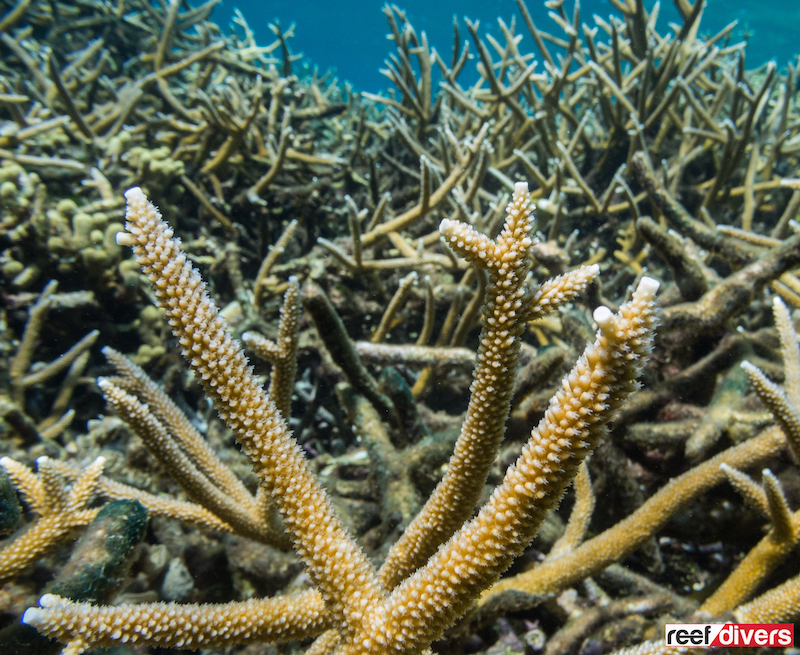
[0, 468, 22, 536]
[50, 500, 148, 603]
[0, 500, 147, 654]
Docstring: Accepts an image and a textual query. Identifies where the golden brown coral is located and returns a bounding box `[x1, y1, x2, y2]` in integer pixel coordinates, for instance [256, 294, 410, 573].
[23, 185, 659, 655]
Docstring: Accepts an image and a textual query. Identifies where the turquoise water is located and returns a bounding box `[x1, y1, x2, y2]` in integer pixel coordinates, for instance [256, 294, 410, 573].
[212, 0, 799, 92]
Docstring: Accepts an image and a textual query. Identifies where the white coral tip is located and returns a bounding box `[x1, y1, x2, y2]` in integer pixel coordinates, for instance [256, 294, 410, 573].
[514, 181, 529, 195]
[22, 607, 45, 625]
[593, 306, 614, 329]
[115, 232, 136, 247]
[124, 186, 145, 202]
[636, 276, 660, 299]
[0, 457, 11, 468]
[39, 593, 59, 607]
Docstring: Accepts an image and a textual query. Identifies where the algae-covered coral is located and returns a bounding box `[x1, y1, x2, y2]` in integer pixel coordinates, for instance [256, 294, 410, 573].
[0, 0, 800, 653]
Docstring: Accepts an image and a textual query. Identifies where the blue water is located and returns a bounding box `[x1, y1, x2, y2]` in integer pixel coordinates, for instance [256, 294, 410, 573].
[211, 0, 799, 92]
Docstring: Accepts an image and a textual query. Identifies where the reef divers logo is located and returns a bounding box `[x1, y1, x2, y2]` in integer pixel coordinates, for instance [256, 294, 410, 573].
[665, 623, 794, 647]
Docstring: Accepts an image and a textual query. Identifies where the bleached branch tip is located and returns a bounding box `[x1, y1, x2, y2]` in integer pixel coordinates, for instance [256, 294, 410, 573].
[24, 594, 60, 624]
[593, 306, 614, 329]
[22, 607, 44, 626]
[115, 232, 136, 247]
[439, 218, 455, 230]
[636, 276, 660, 299]
[124, 187, 145, 203]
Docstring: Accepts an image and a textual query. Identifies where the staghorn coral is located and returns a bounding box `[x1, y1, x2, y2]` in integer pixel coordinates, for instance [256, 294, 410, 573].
[0, 456, 105, 584]
[20, 184, 658, 653]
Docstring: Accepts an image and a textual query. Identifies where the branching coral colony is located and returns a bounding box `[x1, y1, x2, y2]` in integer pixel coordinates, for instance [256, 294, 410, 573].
[20, 182, 662, 654]
[1, 0, 800, 653]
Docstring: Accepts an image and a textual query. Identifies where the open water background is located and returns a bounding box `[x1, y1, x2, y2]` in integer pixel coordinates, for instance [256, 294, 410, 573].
[211, 0, 800, 93]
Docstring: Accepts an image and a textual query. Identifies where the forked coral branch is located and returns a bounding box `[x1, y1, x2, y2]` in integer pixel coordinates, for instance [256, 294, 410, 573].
[0, 456, 105, 584]
[22, 183, 658, 654]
